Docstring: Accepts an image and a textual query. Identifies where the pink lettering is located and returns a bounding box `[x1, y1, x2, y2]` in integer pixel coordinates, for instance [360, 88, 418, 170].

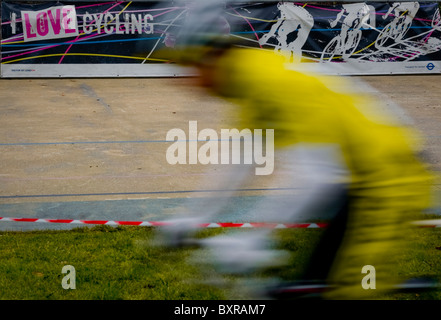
[24, 13, 36, 38]
[62, 8, 76, 33]
[36, 12, 49, 36]
[48, 8, 62, 35]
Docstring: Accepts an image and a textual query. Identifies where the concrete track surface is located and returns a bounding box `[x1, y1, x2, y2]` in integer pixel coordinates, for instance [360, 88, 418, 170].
[0, 75, 440, 231]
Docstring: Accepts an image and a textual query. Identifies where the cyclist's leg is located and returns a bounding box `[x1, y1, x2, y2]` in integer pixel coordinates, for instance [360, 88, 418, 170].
[301, 190, 350, 281]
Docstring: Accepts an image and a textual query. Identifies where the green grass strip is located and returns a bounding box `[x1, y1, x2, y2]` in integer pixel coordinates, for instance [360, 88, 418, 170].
[0, 219, 440, 300]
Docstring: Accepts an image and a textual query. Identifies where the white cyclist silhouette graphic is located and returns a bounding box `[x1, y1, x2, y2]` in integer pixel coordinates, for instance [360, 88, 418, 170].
[259, 2, 314, 63]
[375, 2, 420, 49]
[320, 3, 376, 62]
[432, 8, 441, 31]
[432, 6, 441, 31]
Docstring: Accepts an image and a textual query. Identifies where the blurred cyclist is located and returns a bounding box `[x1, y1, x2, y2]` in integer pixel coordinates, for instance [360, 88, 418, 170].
[163, 0, 435, 299]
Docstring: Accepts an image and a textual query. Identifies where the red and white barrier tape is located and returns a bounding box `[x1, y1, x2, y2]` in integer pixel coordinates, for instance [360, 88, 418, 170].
[1, 217, 439, 228]
[412, 219, 441, 228]
[0, 217, 328, 229]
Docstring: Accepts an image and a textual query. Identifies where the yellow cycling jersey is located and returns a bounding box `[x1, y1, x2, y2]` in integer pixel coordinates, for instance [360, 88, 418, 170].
[211, 48, 435, 299]
[213, 48, 432, 205]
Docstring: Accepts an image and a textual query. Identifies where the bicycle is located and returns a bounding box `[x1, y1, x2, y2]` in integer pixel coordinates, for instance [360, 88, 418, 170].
[320, 26, 362, 63]
[431, 7, 441, 31]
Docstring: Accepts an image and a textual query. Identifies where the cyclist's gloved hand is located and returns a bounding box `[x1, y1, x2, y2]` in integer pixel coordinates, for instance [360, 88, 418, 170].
[200, 231, 290, 275]
[159, 217, 202, 248]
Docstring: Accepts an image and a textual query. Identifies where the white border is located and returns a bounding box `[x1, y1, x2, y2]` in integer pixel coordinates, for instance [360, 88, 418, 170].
[2, 61, 440, 78]
[0, 63, 198, 78]
[289, 60, 441, 76]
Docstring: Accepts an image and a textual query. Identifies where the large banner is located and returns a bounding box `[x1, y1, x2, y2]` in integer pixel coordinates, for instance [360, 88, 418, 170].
[1, 1, 441, 77]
